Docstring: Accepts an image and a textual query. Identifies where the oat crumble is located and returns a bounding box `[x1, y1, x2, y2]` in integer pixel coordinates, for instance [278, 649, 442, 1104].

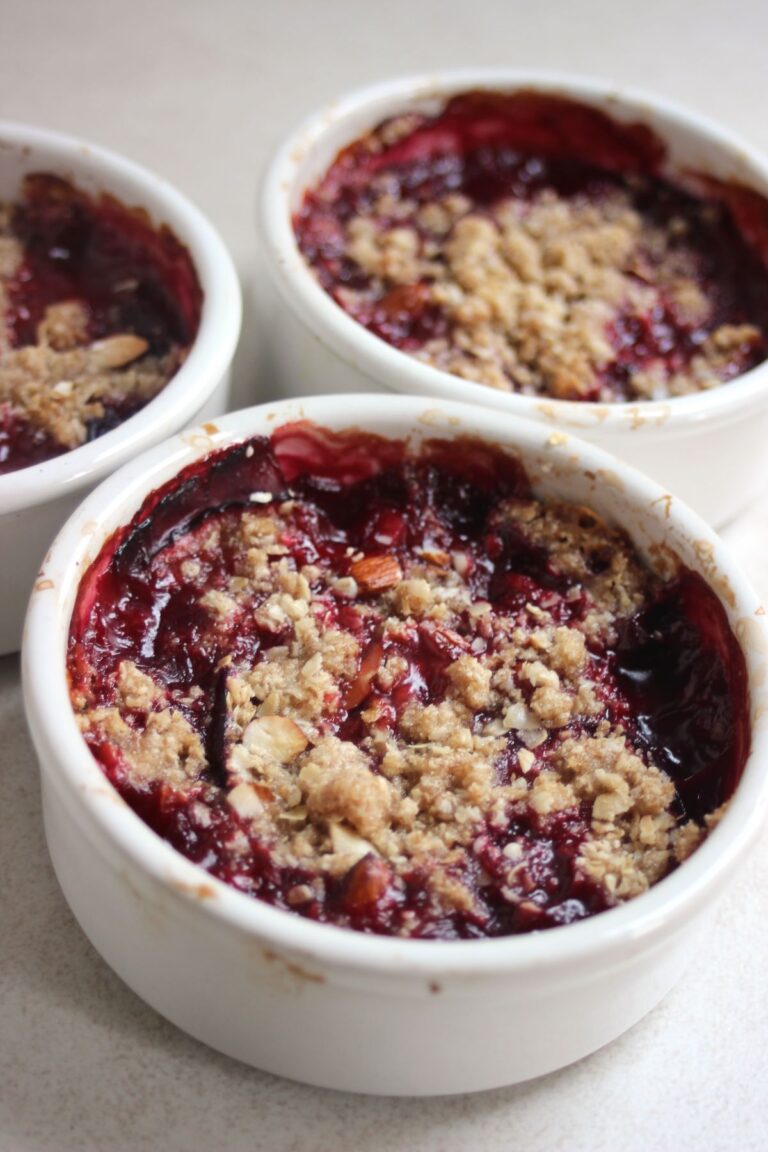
[68, 425, 749, 938]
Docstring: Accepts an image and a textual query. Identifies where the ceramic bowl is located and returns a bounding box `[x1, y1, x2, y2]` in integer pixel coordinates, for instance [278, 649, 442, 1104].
[0, 121, 242, 653]
[260, 70, 768, 527]
[22, 394, 768, 1095]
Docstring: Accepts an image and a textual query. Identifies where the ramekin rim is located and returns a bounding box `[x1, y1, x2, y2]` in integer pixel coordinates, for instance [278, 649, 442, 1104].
[0, 119, 242, 513]
[259, 68, 768, 433]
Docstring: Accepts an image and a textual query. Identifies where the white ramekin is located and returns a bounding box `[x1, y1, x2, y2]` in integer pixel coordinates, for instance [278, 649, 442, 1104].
[260, 70, 768, 527]
[0, 122, 242, 654]
[22, 394, 768, 1096]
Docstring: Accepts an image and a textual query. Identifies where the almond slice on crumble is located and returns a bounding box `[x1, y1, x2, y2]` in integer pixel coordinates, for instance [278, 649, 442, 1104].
[350, 553, 403, 592]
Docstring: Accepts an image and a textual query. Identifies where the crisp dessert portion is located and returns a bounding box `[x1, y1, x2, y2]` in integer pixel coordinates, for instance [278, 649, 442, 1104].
[0, 174, 202, 473]
[68, 423, 749, 939]
[295, 91, 768, 401]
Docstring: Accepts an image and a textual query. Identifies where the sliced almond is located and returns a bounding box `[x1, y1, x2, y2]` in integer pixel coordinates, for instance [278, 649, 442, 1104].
[242, 715, 309, 762]
[227, 782, 264, 820]
[517, 748, 536, 774]
[227, 742, 255, 775]
[419, 547, 451, 568]
[521, 728, 548, 750]
[86, 333, 149, 370]
[277, 804, 308, 825]
[592, 785, 632, 823]
[420, 620, 471, 658]
[349, 553, 403, 593]
[450, 549, 470, 576]
[329, 820, 376, 864]
[252, 781, 276, 804]
[502, 702, 538, 732]
[286, 884, 314, 906]
[346, 640, 383, 708]
[331, 576, 359, 598]
[342, 855, 391, 910]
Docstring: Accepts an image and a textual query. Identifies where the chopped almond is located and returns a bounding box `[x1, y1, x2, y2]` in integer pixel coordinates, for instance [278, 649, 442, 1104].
[329, 821, 376, 864]
[242, 715, 309, 762]
[346, 640, 383, 708]
[87, 333, 149, 370]
[227, 782, 265, 819]
[342, 855, 391, 910]
[349, 553, 403, 593]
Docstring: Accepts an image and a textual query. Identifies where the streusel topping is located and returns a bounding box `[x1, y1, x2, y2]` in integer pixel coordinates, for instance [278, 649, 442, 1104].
[69, 425, 749, 938]
[296, 92, 768, 402]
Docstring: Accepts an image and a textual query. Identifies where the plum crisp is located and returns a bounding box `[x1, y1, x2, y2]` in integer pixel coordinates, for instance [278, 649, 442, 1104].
[296, 91, 768, 402]
[0, 174, 202, 473]
[68, 422, 749, 939]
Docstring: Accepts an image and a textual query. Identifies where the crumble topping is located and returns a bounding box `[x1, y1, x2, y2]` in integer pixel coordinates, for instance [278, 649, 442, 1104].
[296, 93, 768, 402]
[360, 190, 761, 399]
[0, 315, 179, 450]
[70, 428, 748, 937]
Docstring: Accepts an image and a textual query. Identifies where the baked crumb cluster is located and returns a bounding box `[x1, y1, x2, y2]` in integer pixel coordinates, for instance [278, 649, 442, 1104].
[70, 430, 739, 937]
[296, 94, 768, 402]
[0, 179, 199, 471]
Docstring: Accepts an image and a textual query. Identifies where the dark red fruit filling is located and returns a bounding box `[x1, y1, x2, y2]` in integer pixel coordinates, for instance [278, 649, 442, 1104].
[0, 406, 65, 471]
[68, 424, 750, 938]
[8, 173, 201, 349]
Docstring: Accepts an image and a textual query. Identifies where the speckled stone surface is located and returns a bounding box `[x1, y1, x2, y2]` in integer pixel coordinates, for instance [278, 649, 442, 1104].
[3, 1, 768, 1148]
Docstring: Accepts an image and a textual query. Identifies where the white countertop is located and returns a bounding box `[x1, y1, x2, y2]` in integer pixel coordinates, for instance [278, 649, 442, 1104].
[3, 1, 768, 1148]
